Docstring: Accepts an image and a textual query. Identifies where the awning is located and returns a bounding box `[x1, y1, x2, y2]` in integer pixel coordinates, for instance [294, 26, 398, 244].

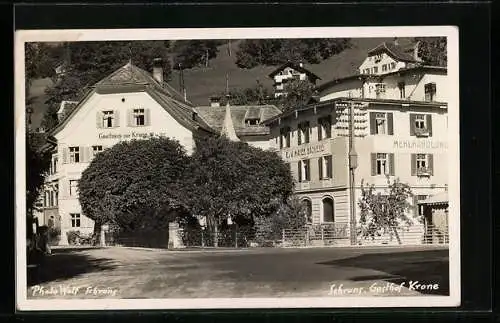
[418, 191, 449, 205]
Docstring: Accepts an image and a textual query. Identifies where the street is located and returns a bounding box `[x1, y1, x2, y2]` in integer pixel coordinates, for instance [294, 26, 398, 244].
[27, 245, 449, 299]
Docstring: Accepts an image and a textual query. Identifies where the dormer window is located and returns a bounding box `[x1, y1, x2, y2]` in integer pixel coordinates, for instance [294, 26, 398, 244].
[245, 118, 260, 126]
[374, 54, 383, 63]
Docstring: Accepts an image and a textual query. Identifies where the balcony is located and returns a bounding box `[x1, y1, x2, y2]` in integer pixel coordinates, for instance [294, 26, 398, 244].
[415, 127, 430, 137]
[417, 167, 431, 177]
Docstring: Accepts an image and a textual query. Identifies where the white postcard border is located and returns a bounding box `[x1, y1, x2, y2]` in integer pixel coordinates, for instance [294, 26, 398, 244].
[15, 26, 460, 311]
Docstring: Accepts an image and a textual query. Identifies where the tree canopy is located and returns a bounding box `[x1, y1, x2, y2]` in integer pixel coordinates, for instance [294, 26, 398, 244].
[358, 177, 415, 244]
[183, 136, 294, 238]
[172, 40, 224, 69]
[78, 137, 190, 244]
[235, 38, 352, 68]
[26, 132, 52, 219]
[416, 37, 447, 67]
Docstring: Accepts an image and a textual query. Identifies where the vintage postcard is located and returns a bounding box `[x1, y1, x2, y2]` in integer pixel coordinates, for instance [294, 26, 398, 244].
[15, 26, 460, 311]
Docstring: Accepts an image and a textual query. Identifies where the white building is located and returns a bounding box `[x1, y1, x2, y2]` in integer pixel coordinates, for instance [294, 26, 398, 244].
[263, 41, 449, 245]
[38, 60, 281, 245]
[268, 62, 321, 98]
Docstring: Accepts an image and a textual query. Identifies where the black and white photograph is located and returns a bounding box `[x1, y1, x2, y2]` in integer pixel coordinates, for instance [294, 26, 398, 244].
[15, 27, 460, 310]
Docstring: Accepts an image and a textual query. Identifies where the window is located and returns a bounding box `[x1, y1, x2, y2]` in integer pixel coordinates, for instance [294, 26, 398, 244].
[69, 147, 80, 163]
[374, 54, 382, 63]
[134, 109, 145, 126]
[410, 114, 432, 137]
[375, 83, 385, 97]
[412, 153, 433, 176]
[102, 110, 114, 128]
[301, 199, 313, 223]
[50, 191, 54, 207]
[398, 82, 406, 98]
[70, 213, 81, 228]
[365, 68, 370, 74]
[373, 66, 378, 74]
[279, 127, 291, 148]
[318, 155, 333, 179]
[69, 180, 79, 197]
[424, 82, 437, 101]
[298, 122, 310, 145]
[322, 197, 334, 223]
[92, 145, 103, 154]
[297, 159, 310, 182]
[371, 153, 395, 176]
[416, 195, 428, 216]
[391, 62, 396, 69]
[245, 118, 260, 126]
[43, 191, 48, 207]
[318, 116, 332, 141]
[382, 64, 388, 72]
[370, 112, 393, 136]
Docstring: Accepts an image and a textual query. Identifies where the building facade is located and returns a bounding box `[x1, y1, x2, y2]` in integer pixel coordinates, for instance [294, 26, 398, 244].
[37, 61, 281, 245]
[264, 42, 449, 245]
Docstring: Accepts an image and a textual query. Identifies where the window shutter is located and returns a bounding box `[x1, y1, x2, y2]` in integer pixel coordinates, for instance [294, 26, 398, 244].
[127, 109, 133, 127]
[79, 146, 85, 162]
[411, 153, 417, 176]
[297, 161, 302, 182]
[96, 112, 102, 129]
[428, 154, 434, 175]
[318, 121, 323, 141]
[114, 110, 120, 128]
[305, 160, 310, 181]
[387, 112, 394, 135]
[370, 112, 376, 135]
[318, 157, 323, 180]
[371, 153, 377, 176]
[409, 114, 416, 136]
[62, 148, 69, 164]
[297, 128, 302, 145]
[145, 109, 151, 126]
[389, 153, 395, 176]
[426, 114, 433, 136]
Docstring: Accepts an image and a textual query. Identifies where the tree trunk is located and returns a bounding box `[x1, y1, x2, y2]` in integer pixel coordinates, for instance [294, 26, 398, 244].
[393, 227, 402, 245]
[93, 221, 101, 246]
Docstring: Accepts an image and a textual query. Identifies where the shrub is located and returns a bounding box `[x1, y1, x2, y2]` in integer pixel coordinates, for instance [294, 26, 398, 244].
[48, 227, 61, 245]
[66, 230, 80, 245]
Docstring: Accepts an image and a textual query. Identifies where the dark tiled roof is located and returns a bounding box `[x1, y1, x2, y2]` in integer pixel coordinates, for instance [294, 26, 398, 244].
[194, 105, 281, 136]
[51, 63, 215, 135]
[268, 62, 321, 81]
[367, 42, 419, 63]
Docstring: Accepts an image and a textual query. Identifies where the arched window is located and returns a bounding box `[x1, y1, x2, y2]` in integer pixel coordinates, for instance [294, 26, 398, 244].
[322, 197, 335, 223]
[301, 199, 313, 223]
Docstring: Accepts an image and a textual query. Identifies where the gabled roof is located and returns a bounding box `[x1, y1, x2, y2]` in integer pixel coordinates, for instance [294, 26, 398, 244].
[50, 62, 215, 136]
[367, 41, 419, 63]
[268, 62, 321, 81]
[194, 105, 281, 136]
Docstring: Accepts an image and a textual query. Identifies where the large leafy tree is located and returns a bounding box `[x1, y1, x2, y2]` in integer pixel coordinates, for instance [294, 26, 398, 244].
[184, 136, 293, 246]
[278, 78, 315, 112]
[172, 40, 223, 69]
[357, 177, 415, 245]
[218, 80, 274, 106]
[415, 37, 447, 67]
[78, 137, 190, 245]
[236, 38, 351, 68]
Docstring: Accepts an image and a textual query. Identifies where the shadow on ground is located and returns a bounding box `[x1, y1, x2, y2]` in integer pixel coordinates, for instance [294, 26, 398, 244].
[28, 248, 116, 287]
[316, 249, 449, 295]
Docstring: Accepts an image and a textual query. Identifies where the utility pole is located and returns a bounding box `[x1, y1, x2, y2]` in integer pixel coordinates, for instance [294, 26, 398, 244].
[348, 98, 358, 246]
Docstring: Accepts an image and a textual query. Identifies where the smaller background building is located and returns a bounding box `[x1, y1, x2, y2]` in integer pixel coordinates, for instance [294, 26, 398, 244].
[268, 62, 321, 98]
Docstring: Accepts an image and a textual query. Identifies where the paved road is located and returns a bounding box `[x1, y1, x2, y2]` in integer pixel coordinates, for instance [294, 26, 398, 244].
[27, 245, 449, 299]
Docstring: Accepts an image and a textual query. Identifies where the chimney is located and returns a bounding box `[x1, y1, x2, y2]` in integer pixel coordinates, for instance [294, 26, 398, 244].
[393, 37, 398, 46]
[209, 96, 221, 108]
[152, 58, 163, 84]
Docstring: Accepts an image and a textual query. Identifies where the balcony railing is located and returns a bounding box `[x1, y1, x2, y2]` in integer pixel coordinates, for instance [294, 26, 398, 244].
[417, 167, 432, 177]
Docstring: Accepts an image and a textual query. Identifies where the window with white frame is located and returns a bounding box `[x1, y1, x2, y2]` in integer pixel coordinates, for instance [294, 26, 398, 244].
[382, 64, 388, 72]
[398, 81, 406, 98]
[391, 62, 396, 69]
[69, 147, 80, 163]
[134, 108, 145, 126]
[373, 66, 379, 74]
[415, 114, 426, 130]
[92, 145, 103, 155]
[298, 122, 310, 145]
[375, 83, 386, 96]
[69, 180, 79, 197]
[375, 113, 387, 135]
[416, 154, 428, 172]
[318, 116, 332, 141]
[279, 127, 291, 148]
[102, 110, 114, 128]
[376, 153, 389, 175]
[297, 159, 310, 182]
[70, 213, 81, 228]
[424, 82, 437, 101]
